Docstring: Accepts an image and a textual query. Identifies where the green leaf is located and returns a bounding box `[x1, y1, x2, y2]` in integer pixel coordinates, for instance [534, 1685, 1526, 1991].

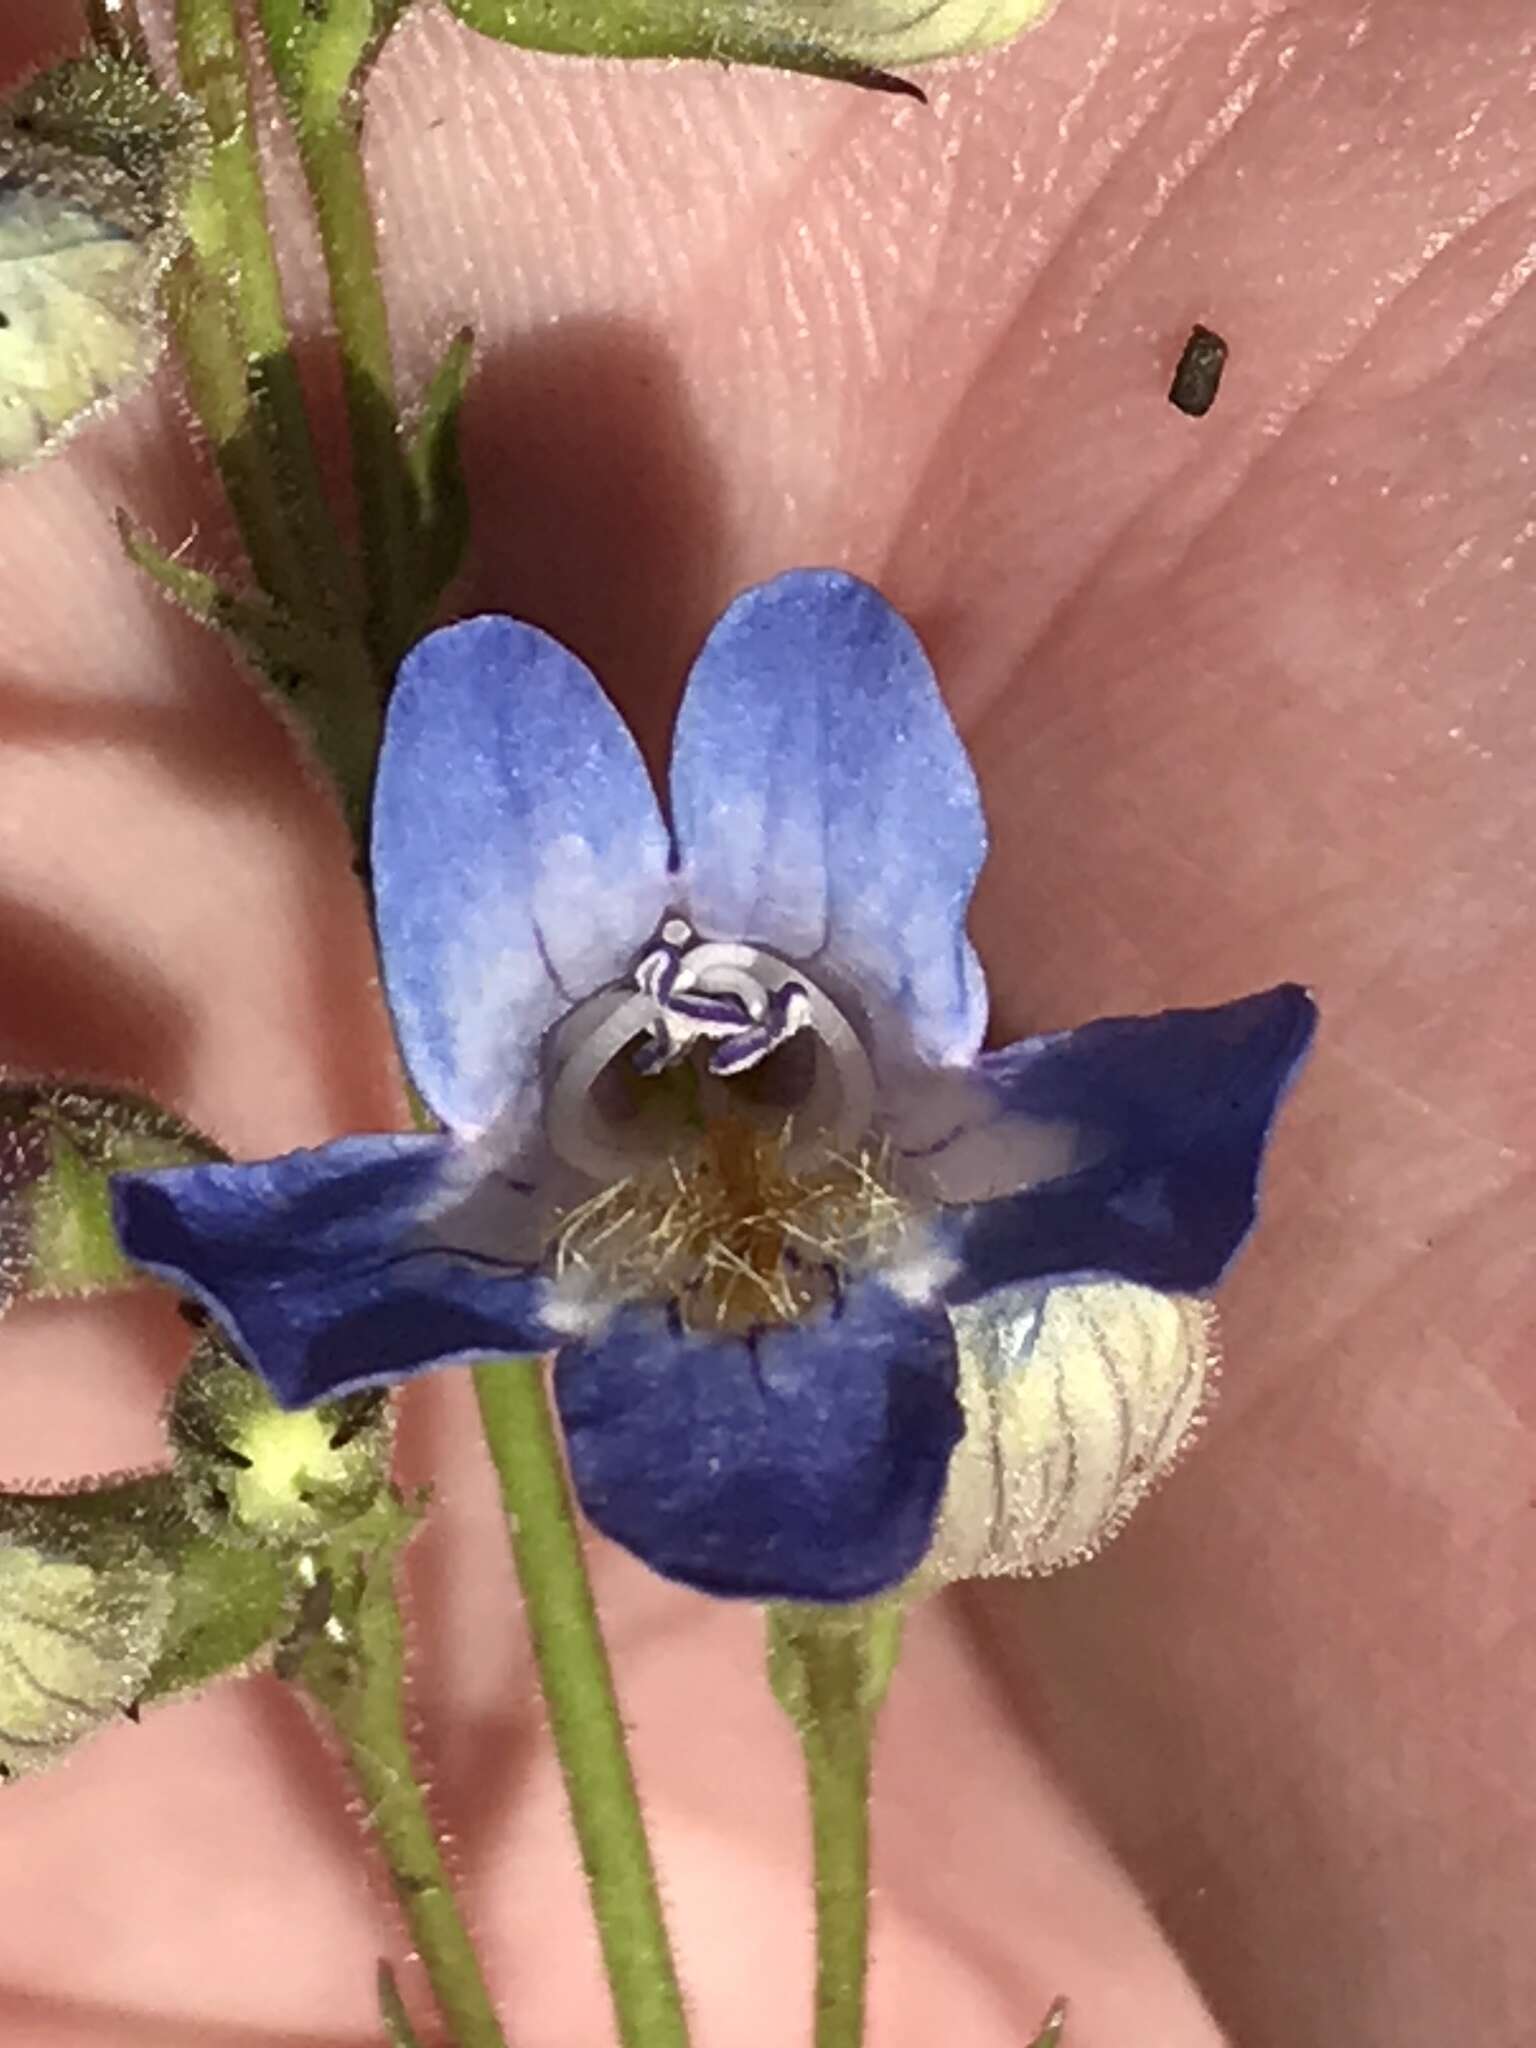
[404, 326, 475, 619]
[439, 0, 1058, 83]
[0, 1079, 220, 1310]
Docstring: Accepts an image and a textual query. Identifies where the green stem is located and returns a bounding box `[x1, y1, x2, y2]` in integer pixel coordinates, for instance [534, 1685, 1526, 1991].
[808, 1720, 871, 2048]
[173, 0, 360, 625]
[159, 262, 381, 840]
[290, 95, 419, 664]
[165, 1, 384, 840]
[300, 1505, 508, 2048]
[161, 255, 312, 610]
[767, 1603, 905, 2048]
[472, 1361, 691, 2048]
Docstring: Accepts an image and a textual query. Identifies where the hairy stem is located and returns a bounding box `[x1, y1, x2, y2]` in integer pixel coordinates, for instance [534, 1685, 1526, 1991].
[289, 95, 418, 664]
[173, 0, 359, 623]
[299, 1506, 508, 2048]
[160, 253, 315, 613]
[473, 1361, 691, 2048]
[767, 1602, 904, 2048]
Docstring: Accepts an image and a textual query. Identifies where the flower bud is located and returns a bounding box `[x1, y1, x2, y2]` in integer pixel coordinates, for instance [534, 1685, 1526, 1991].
[0, 1079, 219, 1312]
[440, 0, 1058, 85]
[167, 1334, 395, 1551]
[0, 1491, 174, 1782]
[919, 1279, 1215, 1589]
[0, 55, 201, 471]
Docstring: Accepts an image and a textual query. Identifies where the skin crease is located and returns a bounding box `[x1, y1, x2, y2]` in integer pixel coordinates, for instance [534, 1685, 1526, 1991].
[0, 0, 1531, 2038]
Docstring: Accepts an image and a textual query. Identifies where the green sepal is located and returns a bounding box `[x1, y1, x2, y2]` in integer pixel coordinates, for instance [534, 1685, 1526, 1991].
[118, 511, 383, 847]
[404, 326, 475, 621]
[377, 1960, 426, 2048]
[0, 56, 206, 474]
[84, 0, 153, 67]
[1026, 1998, 1068, 2047]
[141, 1517, 290, 1701]
[167, 1331, 396, 1552]
[0, 1079, 220, 1311]
[3, 50, 205, 232]
[116, 513, 349, 699]
[767, 1597, 904, 1735]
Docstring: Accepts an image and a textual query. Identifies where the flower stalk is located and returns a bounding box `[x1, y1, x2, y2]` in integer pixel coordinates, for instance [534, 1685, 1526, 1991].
[473, 1360, 692, 2048]
[295, 1497, 509, 2048]
[767, 1600, 905, 2048]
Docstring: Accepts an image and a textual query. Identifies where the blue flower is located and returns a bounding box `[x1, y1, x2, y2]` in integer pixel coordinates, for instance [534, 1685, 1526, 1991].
[111, 571, 1315, 1603]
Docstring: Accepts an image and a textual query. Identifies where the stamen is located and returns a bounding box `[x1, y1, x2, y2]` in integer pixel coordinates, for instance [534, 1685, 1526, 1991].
[667, 987, 756, 1031]
[632, 945, 680, 1003]
[707, 984, 812, 1077]
[548, 1120, 914, 1334]
[543, 926, 875, 1180]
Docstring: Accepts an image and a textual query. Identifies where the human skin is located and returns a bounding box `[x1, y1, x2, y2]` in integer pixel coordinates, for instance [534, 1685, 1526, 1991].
[0, 0, 1530, 2041]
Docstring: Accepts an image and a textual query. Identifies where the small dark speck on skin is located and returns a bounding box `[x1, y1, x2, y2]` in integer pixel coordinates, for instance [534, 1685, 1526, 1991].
[1169, 325, 1229, 417]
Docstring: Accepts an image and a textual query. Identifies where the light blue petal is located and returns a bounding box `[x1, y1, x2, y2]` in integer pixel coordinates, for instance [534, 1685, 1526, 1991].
[111, 1136, 549, 1407]
[554, 1280, 963, 1601]
[670, 571, 988, 1067]
[940, 985, 1317, 1299]
[374, 617, 673, 1136]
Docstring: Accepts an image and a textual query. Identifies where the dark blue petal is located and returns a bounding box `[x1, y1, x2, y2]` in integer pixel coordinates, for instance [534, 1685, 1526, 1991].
[670, 570, 988, 1066]
[945, 984, 1317, 1299]
[555, 1281, 963, 1601]
[111, 1136, 549, 1407]
[374, 617, 672, 1137]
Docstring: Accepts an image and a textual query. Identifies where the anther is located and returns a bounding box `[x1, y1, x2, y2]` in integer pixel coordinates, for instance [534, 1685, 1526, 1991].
[708, 983, 812, 1076]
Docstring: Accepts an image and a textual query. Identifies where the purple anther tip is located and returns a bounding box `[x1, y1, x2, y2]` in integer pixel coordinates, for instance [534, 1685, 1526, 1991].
[709, 1025, 776, 1077]
[633, 947, 681, 1003]
[669, 988, 754, 1030]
